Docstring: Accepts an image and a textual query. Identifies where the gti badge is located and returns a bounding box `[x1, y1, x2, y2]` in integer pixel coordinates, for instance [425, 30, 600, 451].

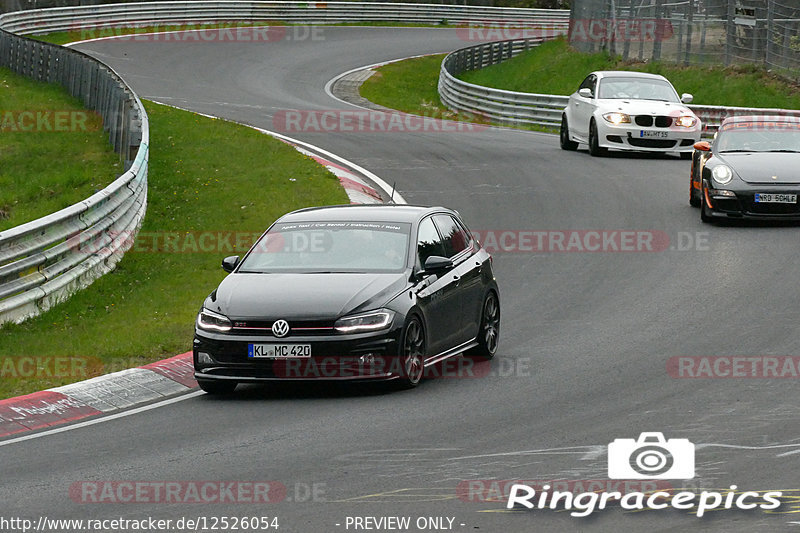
[272, 319, 290, 338]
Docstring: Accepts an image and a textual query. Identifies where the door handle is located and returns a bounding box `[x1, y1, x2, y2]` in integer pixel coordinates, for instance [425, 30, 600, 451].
[452, 275, 460, 286]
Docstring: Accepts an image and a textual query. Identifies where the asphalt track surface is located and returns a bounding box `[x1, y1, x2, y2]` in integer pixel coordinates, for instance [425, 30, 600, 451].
[3, 27, 800, 532]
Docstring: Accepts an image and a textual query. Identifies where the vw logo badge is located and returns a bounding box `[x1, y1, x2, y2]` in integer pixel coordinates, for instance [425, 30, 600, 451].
[272, 319, 290, 338]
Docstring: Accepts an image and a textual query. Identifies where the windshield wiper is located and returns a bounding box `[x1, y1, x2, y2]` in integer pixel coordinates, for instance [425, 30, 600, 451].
[766, 149, 800, 153]
[718, 149, 754, 153]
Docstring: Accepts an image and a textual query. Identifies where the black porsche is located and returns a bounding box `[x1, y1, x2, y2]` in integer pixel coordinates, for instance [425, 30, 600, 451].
[193, 204, 500, 393]
[690, 115, 800, 222]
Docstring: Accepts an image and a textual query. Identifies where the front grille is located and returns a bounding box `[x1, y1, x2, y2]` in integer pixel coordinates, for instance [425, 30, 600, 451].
[229, 319, 335, 337]
[744, 198, 800, 215]
[634, 115, 672, 127]
[628, 138, 677, 148]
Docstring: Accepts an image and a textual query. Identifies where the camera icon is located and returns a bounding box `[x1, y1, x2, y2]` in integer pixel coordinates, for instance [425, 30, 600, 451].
[608, 432, 695, 479]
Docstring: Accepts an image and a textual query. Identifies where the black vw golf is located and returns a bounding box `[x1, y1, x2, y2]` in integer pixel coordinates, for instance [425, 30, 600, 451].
[691, 115, 800, 221]
[193, 205, 500, 393]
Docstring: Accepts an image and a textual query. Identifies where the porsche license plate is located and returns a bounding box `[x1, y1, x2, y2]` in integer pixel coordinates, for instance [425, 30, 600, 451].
[248, 344, 311, 358]
[754, 193, 797, 204]
[640, 130, 668, 138]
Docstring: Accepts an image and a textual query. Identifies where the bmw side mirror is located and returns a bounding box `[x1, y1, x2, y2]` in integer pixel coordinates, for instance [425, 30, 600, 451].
[693, 141, 711, 152]
[222, 255, 240, 273]
[422, 255, 454, 276]
[681, 93, 694, 104]
[578, 88, 593, 99]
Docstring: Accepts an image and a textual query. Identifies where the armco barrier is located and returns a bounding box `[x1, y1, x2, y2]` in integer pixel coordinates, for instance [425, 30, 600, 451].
[438, 37, 800, 133]
[0, 2, 567, 325]
[0, 21, 148, 325]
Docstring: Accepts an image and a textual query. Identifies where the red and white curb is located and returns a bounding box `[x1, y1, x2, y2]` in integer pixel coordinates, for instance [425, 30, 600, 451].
[0, 353, 194, 438]
[1, 107, 405, 440]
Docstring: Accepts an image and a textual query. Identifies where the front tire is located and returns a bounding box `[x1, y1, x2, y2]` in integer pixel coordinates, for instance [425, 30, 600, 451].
[468, 291, 500, 359]
[588, 119, 607, 157]
[397, 316, 425, 388]
[197, 379, 237, 395]
[560, 115, 578, 151]
[700, 185, 712, 223]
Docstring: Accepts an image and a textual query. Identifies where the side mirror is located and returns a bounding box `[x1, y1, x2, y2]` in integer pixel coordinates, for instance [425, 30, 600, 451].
[693, 141, 711, 152]
[422, 255, 453, 276]
[222, 255, 240, 273]
[578, 88, 593, 99]
[681, 93, 694, 104]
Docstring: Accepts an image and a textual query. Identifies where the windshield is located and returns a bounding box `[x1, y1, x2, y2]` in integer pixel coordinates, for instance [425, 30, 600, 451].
[598, 77, 680, 102]
[237, 221, 411, 273]
[716, 122, 800, 153]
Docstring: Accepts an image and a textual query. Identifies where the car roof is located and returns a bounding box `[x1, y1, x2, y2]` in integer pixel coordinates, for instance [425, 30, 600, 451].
[593, 70, 669, 82]
[721, 115, 800, 126]
[278, 204, 453, 224]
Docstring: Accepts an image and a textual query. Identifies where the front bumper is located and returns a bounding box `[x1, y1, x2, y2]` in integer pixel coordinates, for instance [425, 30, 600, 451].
[597, 121, 700, 152]
[193, 327, 405, 382]
[704, 182, 800, 219]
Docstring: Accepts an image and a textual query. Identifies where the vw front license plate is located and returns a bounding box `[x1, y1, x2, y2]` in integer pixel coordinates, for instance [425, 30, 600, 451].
[755, 193, 797, 204]
[640, 130, 668, 138]
[248, 344, 311, 358]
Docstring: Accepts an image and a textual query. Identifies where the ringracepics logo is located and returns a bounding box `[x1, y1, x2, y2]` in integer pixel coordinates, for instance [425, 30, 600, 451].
[608, 432, 694, 480]
[506, 433, 783, 517]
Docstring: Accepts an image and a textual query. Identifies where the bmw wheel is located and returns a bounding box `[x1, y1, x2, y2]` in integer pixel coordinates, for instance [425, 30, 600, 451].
[560, 115, 578, 151]
[588, 119, 607, 157]
[397, 316, 425, 388]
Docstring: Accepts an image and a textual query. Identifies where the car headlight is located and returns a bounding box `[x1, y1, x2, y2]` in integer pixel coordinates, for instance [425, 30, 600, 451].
[334, 310, 395, 333]
[675, 115, 697, 128]
[602, 112, 631, 125]
[196, 308, 232, 332]
[712, 165, 733, 185]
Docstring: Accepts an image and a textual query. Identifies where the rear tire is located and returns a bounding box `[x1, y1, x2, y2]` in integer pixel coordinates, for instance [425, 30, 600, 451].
[197, 379, 237, 395]
[560, 115, 578, 151]
[467, 292, 500, 359]
[588, 120, 607, 157]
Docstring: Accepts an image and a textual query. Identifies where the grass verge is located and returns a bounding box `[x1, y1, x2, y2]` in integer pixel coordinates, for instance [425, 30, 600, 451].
[459, 37, 800, 109]
[0, 101, 348, 399]
[0, 67, 120, 231]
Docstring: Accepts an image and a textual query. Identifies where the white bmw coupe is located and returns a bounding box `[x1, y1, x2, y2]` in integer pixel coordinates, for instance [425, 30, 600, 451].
[560, 71, 702, 158]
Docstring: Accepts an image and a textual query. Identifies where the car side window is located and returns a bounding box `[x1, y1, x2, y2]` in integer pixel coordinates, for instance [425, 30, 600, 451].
[417, 217, 446, 267]
[579, 74, 596, 97]
[433, 215, 471, 259]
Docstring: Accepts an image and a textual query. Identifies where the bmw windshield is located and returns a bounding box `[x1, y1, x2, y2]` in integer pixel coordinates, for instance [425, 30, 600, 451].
[598, 77, 680, 102]
[237, 221, 411, 273]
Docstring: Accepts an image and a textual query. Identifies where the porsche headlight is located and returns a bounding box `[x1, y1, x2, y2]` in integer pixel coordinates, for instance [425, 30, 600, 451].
[712, 165, 733, 185]
[602, 112, 631, 125]
[334, 310, 395, 333]
[196, 308, 232, 332]
[675, 115, 697, 128]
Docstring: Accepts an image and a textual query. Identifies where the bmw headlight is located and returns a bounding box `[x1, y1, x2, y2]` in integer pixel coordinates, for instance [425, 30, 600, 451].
[675, 115, 697, 128]
[602, 112, 631, 125]
[334, 310, 395, 333]
[712, 165, 733, 185]
[196, 308, 232, 332]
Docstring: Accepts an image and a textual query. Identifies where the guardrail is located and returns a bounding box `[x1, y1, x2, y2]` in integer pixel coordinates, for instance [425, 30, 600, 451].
[0, 16, 148, 325]
[0, 2, 567, 325]
[1, 2, 569, 36]
[438, 37, 800, 133]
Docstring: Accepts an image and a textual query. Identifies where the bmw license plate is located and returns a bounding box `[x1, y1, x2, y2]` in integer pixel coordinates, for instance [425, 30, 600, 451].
[248, 344, 311, 358]
[640, 130, 668, 138]
[755, 193, 797, 204]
